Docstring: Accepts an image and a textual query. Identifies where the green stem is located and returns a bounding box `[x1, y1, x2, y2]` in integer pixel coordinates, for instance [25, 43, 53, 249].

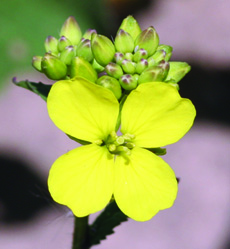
[72, 216, 89, 249]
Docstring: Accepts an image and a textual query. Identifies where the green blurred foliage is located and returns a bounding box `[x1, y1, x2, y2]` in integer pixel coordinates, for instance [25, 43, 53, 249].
[0, 0, 112, 91]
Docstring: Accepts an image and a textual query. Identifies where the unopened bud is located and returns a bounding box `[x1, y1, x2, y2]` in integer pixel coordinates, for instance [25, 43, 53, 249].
[70, 56, 97, 82]
[148, 50, 166, 65]
[59, 46, 75, 65]
[96, 75, 122, 99]
[41, 53, 67, 80]
[166, 62, 191, 83]
[75, 39, 94, 62]
[44, 36, 58, 55]
[134, 26, 159, 57]
[124, 52, 133, 61]
[60, 16, 82, 45]
[114, 29, 135, 53]
[114, 52, 124, 65]
[58, 36, 72, 52]
[138, 65, 165, 84]
[32, 56, 43, 72]
[121, 59, 136, 74]
[105, 62, 123, 79]
[133, 48, 148, 62]
[157, 44, 173, 61]
[91, 34, 115, 66]
[119, 15, 142, 41]
[119, 74, 137, 90]
[83, 29, 97, 40]
[135, 59, 148, 74]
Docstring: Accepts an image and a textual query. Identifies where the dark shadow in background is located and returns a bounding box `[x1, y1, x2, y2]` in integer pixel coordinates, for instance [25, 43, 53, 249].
[0, 154, 52, 224]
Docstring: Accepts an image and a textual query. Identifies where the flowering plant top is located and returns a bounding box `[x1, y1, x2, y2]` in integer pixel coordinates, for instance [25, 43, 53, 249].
[14, 14, 196, 248]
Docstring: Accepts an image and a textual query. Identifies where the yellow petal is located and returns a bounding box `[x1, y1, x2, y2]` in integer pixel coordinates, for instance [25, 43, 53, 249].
[121, 82, 196, 148]
[47, 77, 119, 142]
[48, 144, 114, 217]
[114, 147, 178, 221]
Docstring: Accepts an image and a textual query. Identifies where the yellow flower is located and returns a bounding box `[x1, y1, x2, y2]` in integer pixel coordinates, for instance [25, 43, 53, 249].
[47, 78, 195, 221]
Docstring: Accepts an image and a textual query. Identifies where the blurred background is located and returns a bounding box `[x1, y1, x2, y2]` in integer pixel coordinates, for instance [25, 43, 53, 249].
[0, 0, 230, 248]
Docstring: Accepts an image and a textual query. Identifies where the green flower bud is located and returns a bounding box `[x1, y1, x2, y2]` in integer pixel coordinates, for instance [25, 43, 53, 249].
[96, 75, 122, 99]
[134, 26, 159, 57]
[70, 56, 97, 82]
[119, 15, 142, 41]
[124, 52, 133, 61]
[41, 53, 67, 80]
[114, 29, 135, 53]
[148, 50, 166, 65]
[60, 16, 82, 45]
[105, 62, 123, 79]
[121, 59, 136, 74]
[138, 65, 165, 84]
[59, 46, 75, 65]
[91, 34, 115, 66]
[83, 29, 97, 40]
[135, 58, 148, 74]
[119, 74, 137, 90]
[92, 59, 104, 73]
[58, 36, 72, 52]
[158, 60, 170, 79]
[32, 56, 43, 72]
[114, 52, 124, 65]
[157, 44, 173, 61]
[165, 62, 191, 83]
[44, 36, 58, 55]
[133, 48, 148, 62]
[75, 38, 94, 62]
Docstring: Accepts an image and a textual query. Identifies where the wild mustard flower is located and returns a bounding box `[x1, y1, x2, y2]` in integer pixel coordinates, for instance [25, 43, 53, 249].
[47, 78, 195, 221]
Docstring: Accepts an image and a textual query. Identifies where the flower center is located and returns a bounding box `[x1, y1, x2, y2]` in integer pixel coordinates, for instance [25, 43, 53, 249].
[105, 131, 135, 156]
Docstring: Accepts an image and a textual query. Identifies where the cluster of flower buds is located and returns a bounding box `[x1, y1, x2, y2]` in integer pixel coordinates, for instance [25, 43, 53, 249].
[32, 16, 191, 99]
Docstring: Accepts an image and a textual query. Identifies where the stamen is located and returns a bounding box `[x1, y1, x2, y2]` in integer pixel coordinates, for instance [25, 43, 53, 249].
[108, 144, 116, 152]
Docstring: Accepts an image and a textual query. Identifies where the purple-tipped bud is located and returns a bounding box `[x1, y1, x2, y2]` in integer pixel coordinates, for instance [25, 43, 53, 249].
[70, 56, 97, 82]
[133, 48, 148, 62]
[32, 56, 43, 72]
[58, 36, 72, 52]
[118, 16, 142, 41]
[135, 59, 148, 74]
[114, 52, 124, 65]
[134, 26, 159, 56]
[44, 36, 58, 55]
[121, 59, 136, 74]
[119, 74, 138, 90]
[96, 75, 122, 99]
[59, 46, 75, 65]
[60, 16, 82, 45]
[138, 64, 168, 84]
[114, 29, 135, 53]
[91, 34, 115, 66]
[83, 29, 97, 40]
[105, 62, 123, 79]
[75, 39, 94, 62]
[41, 53, 67, 80]
[157, 44, 173, 61]
[148, 50, 166, 65]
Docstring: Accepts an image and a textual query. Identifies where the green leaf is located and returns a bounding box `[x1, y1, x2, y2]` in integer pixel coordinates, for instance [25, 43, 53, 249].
[88, 201, 128, 247]
[12, 78, 51, 101]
